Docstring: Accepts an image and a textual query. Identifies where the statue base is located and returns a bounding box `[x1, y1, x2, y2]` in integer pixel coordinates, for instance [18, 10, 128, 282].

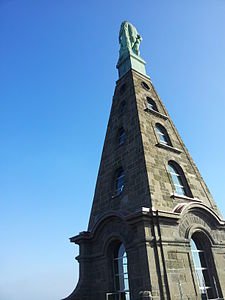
[116, 52, 149, 78]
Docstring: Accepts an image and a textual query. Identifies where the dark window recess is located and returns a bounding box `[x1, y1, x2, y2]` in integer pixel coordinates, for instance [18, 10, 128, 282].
[112, 168, 125, 197]
[141, 81, 150, 91]
[147, 97, 158, 111]
[118, 128, 126, 145]
[155, 123, 172, 146]
[119, 84, 126, 95]
[119, 101, 126, 114]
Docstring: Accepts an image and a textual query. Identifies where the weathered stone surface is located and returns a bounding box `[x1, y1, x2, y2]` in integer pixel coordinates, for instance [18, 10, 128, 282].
[64, 43, 225, 300]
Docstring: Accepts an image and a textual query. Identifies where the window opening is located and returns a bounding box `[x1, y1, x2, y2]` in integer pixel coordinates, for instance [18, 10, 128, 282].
[168, 162, 188, 196]
[147, 97, 158, 111]
[118, 128, 126, 145]
[119, 101, 126, 114]
[155, 123, 171, 146]
[141, 81, 150, 90]
[113, 244, 130, 300]
[190, 236, 219, 299]
[119, 84, 126, 95]
[112, 168, 125, 197]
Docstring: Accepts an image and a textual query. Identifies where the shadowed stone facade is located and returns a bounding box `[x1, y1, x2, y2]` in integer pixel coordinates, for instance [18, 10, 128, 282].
[64, 23, 225, 300]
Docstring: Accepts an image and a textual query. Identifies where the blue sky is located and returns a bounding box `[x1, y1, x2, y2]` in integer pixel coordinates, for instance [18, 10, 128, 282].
[0, 1, 225, 299]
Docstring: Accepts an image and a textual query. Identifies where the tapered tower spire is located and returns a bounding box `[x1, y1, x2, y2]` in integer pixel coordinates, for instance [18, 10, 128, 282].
[64, 22, 225, 300]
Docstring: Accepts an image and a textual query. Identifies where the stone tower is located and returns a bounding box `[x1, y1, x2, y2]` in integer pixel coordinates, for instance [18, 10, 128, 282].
[64, 22, 225, 300]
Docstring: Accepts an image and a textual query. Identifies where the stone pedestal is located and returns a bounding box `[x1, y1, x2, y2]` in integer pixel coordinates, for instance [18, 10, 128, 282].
[116, 52, 149, 78]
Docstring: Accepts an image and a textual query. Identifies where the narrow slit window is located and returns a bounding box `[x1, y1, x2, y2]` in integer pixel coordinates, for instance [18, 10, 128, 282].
[112, 168, 125, 197]
[118, 128, 126, 145]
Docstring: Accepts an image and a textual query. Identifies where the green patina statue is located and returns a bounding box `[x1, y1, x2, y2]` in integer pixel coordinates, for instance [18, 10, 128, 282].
[119, 21, 142, 59]
[117, 21, 147, 78]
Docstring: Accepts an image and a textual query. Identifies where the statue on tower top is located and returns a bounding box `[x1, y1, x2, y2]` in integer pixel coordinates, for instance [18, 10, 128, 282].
[119, 21, 142, 60]
[117, 21, 147, 78]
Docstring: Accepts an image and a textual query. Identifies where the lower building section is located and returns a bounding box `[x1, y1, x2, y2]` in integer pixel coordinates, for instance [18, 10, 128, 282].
[63, 204, 225, 300]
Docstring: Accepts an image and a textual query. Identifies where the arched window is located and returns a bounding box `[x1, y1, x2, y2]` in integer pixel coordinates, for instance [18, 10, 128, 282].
[155, 123, 172, 146]
[190, 233, 220, 299]
[168, 161, 191, 197]
[113, 244, 130, 300]
[147, 97, 158, 111]
[112, 168, 125, 197]
[118, 127, 126, 145]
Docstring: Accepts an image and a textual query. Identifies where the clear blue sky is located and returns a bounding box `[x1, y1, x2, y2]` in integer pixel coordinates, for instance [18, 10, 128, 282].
[0, 1, 225, 299]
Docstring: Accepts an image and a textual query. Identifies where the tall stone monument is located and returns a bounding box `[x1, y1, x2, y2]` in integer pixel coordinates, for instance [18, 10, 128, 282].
[63, 22, 225, 300]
